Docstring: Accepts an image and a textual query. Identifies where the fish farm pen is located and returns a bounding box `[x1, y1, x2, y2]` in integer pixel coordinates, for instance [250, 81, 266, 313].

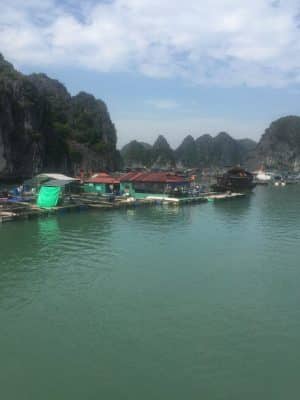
[0, 169, 251, 224]
[0, 192, 245, 224]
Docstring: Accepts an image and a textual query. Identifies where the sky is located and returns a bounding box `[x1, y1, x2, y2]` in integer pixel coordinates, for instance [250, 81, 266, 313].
[1, 0, 300, 148]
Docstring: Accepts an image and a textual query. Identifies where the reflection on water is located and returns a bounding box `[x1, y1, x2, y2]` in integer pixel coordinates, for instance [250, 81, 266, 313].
[38, 218, 61, 244]
[257, 185, 300, 227]
[257, 186, 300, 252]
[212, 193, 253, 223]
[0, 212, 117, 309]
[1, 187, 300, 400]
[122, 205, 194, 233]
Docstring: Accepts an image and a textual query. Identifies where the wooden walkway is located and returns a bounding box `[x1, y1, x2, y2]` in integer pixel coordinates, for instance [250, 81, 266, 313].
[0, 192, 245, 224]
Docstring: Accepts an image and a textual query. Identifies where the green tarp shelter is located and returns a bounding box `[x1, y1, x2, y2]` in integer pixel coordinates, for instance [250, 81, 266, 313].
[37, 186, 61, 208]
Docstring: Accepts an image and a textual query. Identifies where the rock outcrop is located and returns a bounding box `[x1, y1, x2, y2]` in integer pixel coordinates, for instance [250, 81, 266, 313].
[248, 116, 300, 171]
[237, 138, 257, 154]
[175, 135, 198, 167]
[151, 135, 176, 168]
[121, 135, 176, 169]
[0, 54, 120, 180]
[121, 140, 152, 168]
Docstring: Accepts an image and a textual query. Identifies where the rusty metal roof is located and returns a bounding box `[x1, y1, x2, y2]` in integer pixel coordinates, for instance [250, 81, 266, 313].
[120, 171, 187, 183]
[86, 173, 120, 184]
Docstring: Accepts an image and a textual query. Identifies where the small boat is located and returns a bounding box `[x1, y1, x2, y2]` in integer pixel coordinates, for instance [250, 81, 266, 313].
[257, 171, 272, 181]
[273, 176, 286, 186]
[255, 171, 273, 184]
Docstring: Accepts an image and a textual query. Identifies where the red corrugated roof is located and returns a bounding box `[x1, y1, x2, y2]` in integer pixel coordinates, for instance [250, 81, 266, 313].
[119, 172, 144, 182]
[120, 172, 187, 183]
[86, 173, 120, 184]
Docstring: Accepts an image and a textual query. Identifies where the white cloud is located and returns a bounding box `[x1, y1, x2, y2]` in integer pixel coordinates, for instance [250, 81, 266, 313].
[1, 0, 300, 87]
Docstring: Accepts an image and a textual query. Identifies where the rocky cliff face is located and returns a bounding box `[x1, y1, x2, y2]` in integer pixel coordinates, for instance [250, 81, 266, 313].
[193, 134, 214, 167]
[121, 140, 152, 168]
[248, 116, 300, 171]
[0, 55, 120, 180]
[237, 138, 257, 154]
[121, 135, 176, 169]
[175, 135, 198, 167]
[184, 132, 254, 168]
[151, 135, 176, 168]
[204, 132, 239, 167]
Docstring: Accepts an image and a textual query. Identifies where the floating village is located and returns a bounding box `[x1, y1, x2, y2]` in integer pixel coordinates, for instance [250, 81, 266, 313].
[0, 167, 299, 224]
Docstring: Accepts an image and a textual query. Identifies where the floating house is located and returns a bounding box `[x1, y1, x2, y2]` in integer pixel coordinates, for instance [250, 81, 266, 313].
[37, 178, 81, 208]
[37, 180, 69, 207]
[212, 167, 255, 192]
[120, 171, 189, 197]
[84, 172, 120, 194]
[36, 174, 80, 208]
[25, 173, 78, 192]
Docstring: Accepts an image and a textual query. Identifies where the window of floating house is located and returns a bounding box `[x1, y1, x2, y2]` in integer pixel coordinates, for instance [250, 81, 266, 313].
[120, 182, 135, 196]
[84, 183, 105, 193]
[95, 184, 105, 193]
[84, 183, 94, 193]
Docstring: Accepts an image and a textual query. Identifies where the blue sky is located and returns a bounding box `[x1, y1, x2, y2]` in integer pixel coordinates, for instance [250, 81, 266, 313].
[1, 0, 300, 148]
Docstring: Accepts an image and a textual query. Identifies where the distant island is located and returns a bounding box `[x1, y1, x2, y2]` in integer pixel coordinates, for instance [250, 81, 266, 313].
[1, 54, 300, 180]
[121, 114, 300, 172]
[121, 133, 257, 170]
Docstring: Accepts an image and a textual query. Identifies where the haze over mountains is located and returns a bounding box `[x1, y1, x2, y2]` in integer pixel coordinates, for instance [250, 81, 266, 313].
[121, 117, 300, 172]
[121, 133, 257, 169]
[2, 54, 300, 179]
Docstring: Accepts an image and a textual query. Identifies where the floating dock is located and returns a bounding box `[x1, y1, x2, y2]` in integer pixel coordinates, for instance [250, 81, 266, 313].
[146, 192, 245, 204]
[0, 192, 245, 224]
[205, 192, 245, 202]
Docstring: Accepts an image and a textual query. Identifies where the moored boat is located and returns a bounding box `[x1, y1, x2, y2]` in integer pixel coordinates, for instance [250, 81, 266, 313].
[254, 170, 273, 184]
[273, 175, 286, 186]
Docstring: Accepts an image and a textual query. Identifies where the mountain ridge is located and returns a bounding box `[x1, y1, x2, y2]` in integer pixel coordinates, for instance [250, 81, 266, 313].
[2, 55, 300, 176]
[122, 133, 257, 169]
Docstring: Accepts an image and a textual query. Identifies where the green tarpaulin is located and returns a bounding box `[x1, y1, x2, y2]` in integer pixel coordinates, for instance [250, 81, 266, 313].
[37, 186, 61, 208]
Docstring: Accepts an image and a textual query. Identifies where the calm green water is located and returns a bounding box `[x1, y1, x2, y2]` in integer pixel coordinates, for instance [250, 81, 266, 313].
[1, 186, 300, 400]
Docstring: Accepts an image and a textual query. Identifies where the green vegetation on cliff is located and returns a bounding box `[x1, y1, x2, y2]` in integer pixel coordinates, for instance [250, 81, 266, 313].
[0, 54, 120, 179]
[122, 132, 256, 169]
[250, 116, 300, 171]
[121, 140, 152, 168]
